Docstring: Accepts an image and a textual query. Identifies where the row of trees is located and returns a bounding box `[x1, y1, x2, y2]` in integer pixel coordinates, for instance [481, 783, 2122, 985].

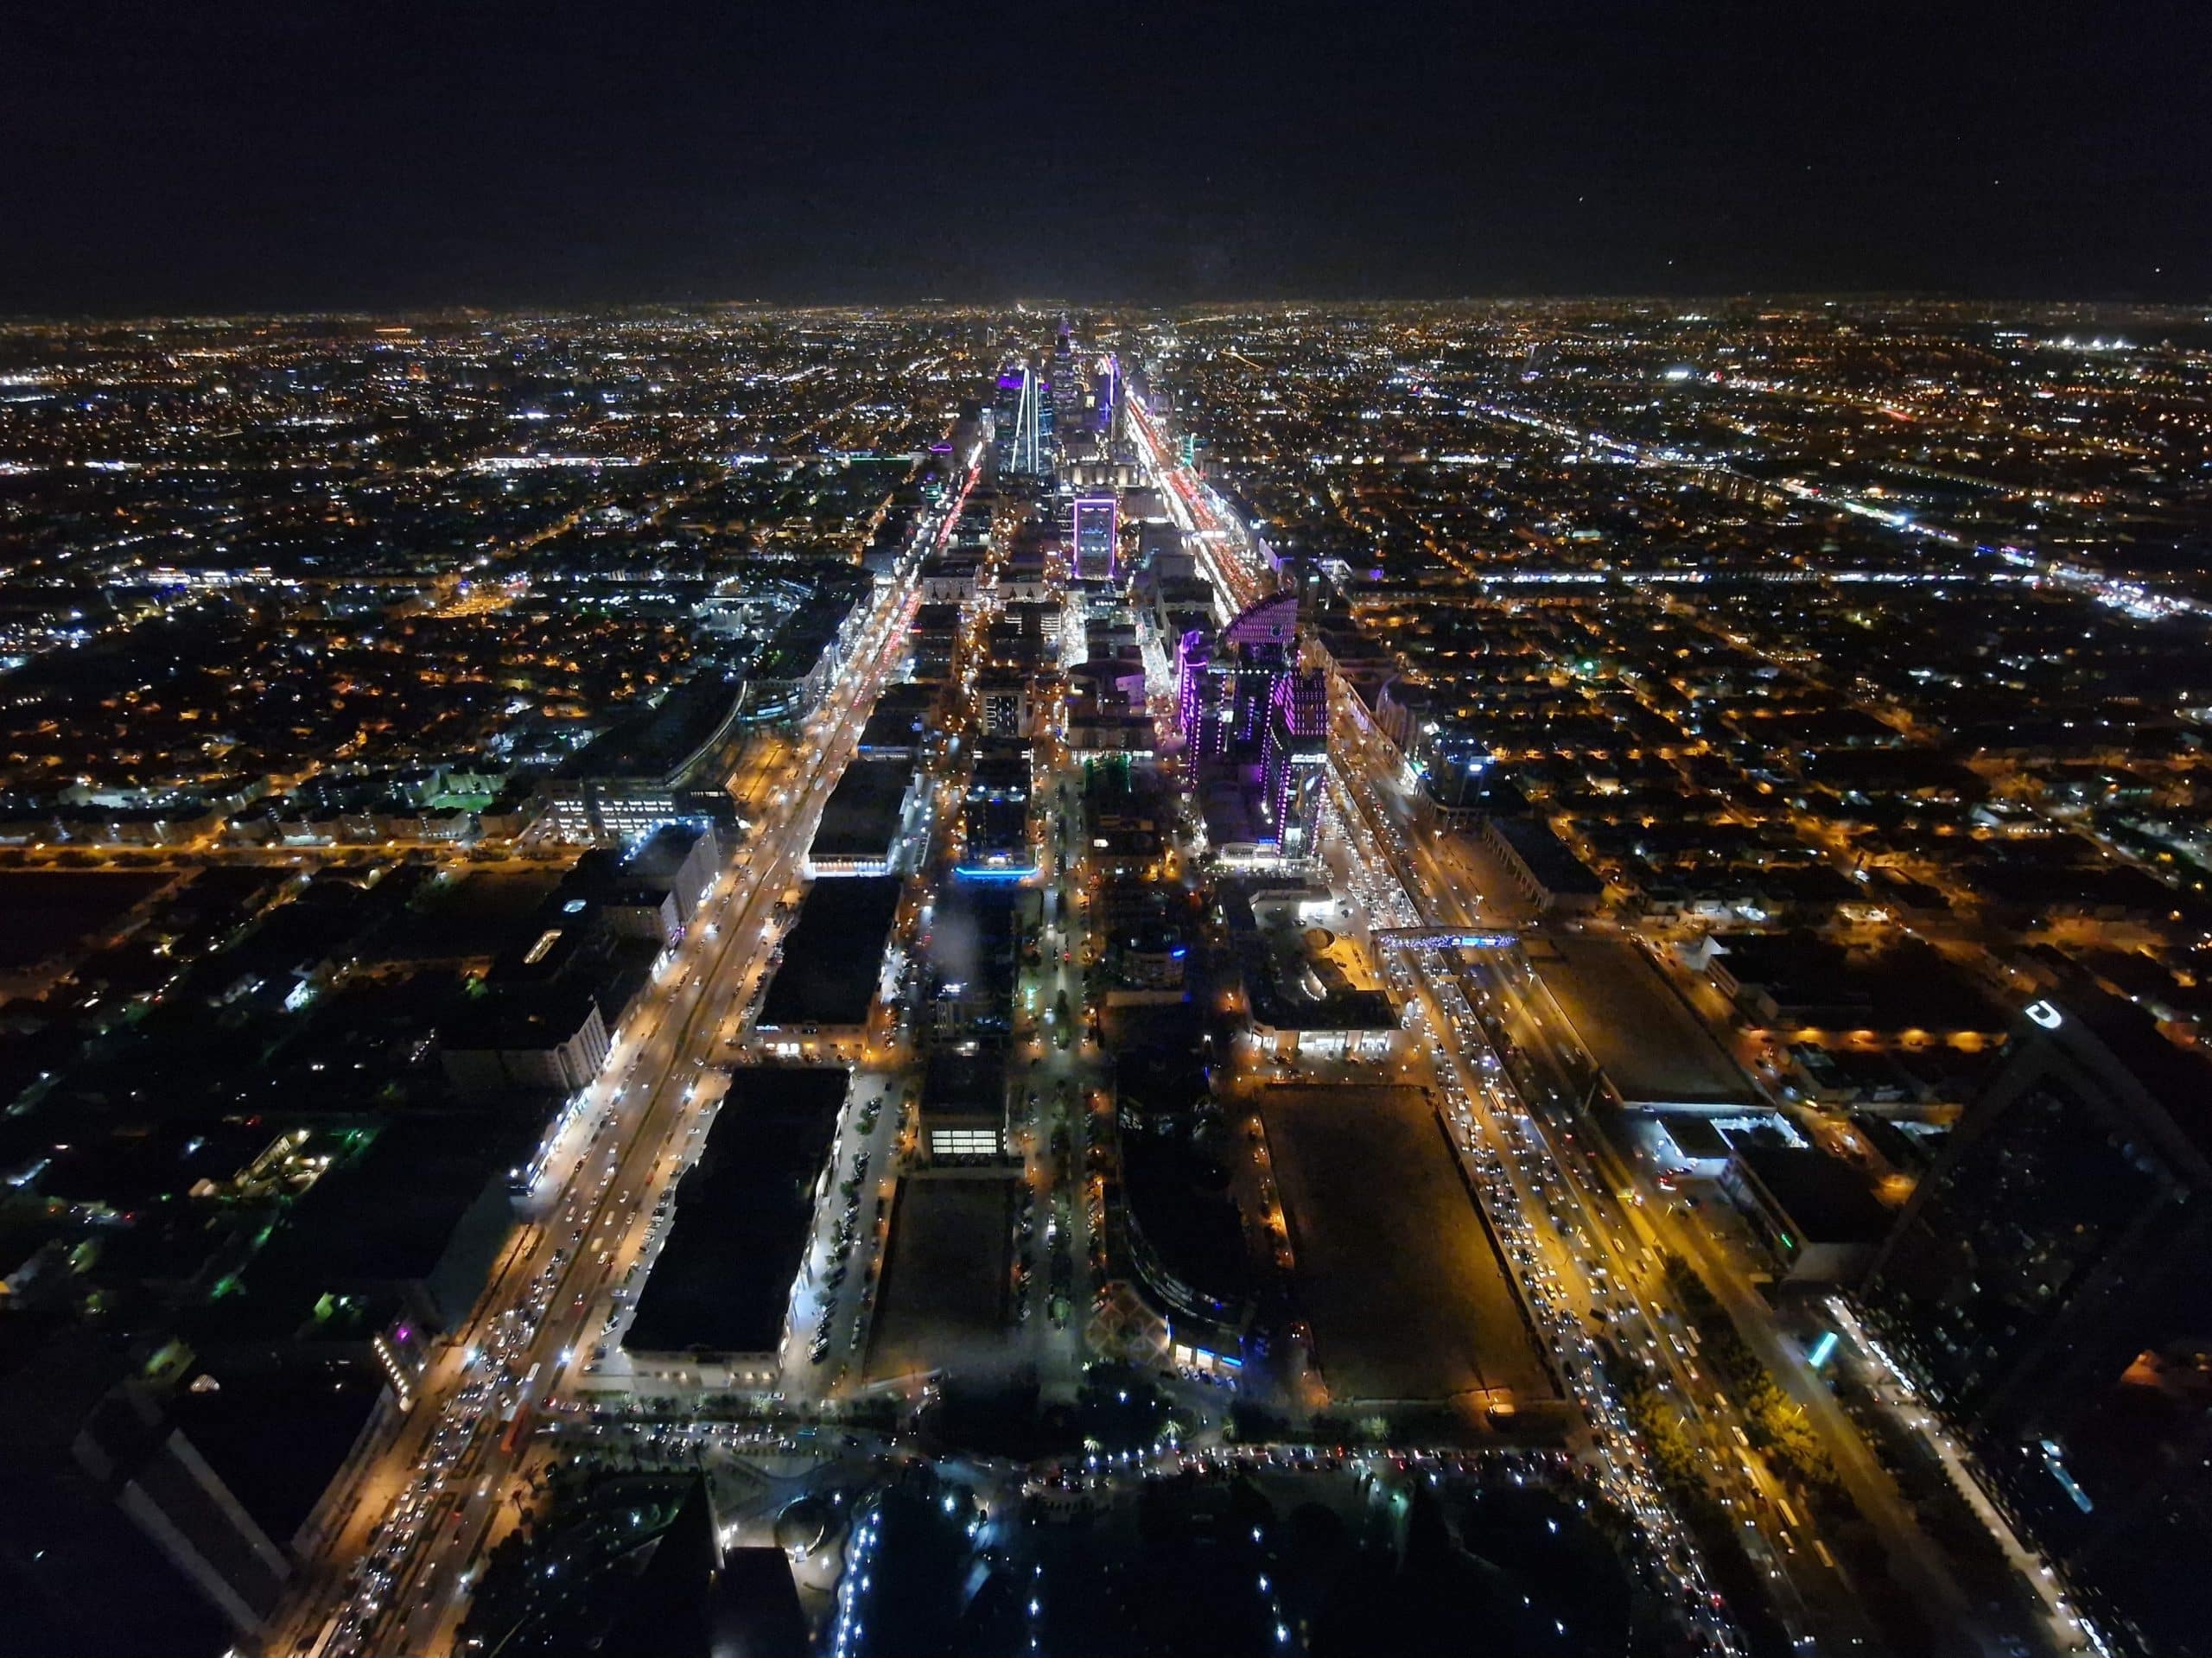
[1659, 1254, 1843, 1505]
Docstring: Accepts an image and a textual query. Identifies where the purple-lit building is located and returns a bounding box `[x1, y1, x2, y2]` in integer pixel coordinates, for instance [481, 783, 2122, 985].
[1261, 670, 1328, 856]
[1096, 353, 1122, 436]
[1174, 627, 1211, 756]
[1173, 592, 1324, 861]
[1173, 593, 1300, 764]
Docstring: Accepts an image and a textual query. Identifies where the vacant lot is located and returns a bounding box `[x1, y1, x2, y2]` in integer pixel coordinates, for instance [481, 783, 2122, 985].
[1262, 1083, 1552, 1407]
[865, 1176, 1017, 1382]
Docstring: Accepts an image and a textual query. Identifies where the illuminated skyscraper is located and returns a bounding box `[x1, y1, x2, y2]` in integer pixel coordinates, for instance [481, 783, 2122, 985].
[992, 362, 1049, 476]
[1095, 352, 1122, 438]
[991, 370, 1024, 471]
[1173, 592, 1300, 765]
[1261, 670, 1327, 857]
[1071, 495, 1118, 580]
[1051, 324, 1082, 437]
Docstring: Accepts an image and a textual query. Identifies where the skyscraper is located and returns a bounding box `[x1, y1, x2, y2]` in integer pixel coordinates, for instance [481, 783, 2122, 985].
[1859, 988, 2212, 1652]
[1071, 495, 1118, 581]
[1095, 352, 1122, 439]
[1173, 592, 1300, 767]
[1051, 324, 1083, 438]
[992, 363, 1049, 476]
[1260, 669, 1327, 857]
[991, 370, 1025, 473]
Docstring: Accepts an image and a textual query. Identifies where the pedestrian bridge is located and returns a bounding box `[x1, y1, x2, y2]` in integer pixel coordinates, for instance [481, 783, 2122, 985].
[1370, 926, 1519, 952]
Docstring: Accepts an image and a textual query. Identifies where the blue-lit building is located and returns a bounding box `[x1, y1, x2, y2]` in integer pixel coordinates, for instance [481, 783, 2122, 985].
[1071, 494, 1118, 580]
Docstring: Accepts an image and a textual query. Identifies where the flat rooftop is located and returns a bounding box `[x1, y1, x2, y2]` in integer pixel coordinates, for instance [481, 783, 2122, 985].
[920, 1049, 1007, 1121]
[624, 1066, 847, 1356]
[873, 681, 939, 719]
[857, 706, 925, 755]
[1261, 1084, 1553, 1407]
[273, 1115, 527, 1287]
[1528, 933, 1758, 1109]
[863, 1177, 1017, 1382]
[809, 756, 913, 866]
[174, 1363, 384, 1546]
[757, 876, 901, 1028]
[1732, 1145, 1894, 1244]
[1491, 816, 1604, 897]
[556, 673, 743, 785]
[360, 865, 563, 964]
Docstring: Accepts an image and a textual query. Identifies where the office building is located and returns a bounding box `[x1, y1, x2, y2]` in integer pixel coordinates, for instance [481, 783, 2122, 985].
[1072, 494, 1118, 581]
[1174, 592, 1300, 766]
[1859, 988, 2212, 1652]
[1259, 669, 1327, 858]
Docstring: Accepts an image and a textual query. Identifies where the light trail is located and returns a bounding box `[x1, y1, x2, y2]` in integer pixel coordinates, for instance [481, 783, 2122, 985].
[1123, 385, 1745, 1655]
[269, 449, 975, 1658]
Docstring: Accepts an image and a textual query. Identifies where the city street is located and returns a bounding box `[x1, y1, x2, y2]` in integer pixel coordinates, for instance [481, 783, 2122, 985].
[265, 464, 971, 1658]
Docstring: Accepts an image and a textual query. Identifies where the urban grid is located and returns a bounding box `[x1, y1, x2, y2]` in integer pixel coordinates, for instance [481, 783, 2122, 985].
[2, 297, 2211, 1658]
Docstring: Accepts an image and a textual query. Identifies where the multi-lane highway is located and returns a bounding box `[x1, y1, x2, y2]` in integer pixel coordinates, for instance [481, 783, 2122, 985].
[1122, 391, 1268, 619]
[1125, 377, 2086, 1650]
[1121, 391, 1751, 1654]
[265, 461, 970, 1658]
[1319, 629, 2071, 1653]
[273, 378, 2055, 1658]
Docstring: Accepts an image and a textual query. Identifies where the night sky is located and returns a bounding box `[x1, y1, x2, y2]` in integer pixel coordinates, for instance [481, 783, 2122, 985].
[7, 0, 2209, 314]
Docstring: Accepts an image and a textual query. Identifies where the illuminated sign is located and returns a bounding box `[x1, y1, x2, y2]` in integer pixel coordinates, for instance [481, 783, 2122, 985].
[1373, 927, 1519, 951]
[2024, 1000, 2064, 1030]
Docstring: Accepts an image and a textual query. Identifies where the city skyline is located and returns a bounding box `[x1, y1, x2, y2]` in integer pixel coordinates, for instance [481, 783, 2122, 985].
[6, 299, 2209, 1658]
[12, 21, 2212, 1658]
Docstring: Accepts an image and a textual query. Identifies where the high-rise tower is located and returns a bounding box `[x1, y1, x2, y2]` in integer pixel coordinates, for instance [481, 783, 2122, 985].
[1859, 988, 2212, 1653]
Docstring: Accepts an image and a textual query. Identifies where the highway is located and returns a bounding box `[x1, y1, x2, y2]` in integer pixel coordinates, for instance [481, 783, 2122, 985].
[264, 459, 971, 1658]
[1470, 397, 2201, 627]
[1123, 379, 2067, 1651]
[1326, 745, 1854, 1650]
[1319, 632, 2073, 1654]
[1120, 394, 1744, 1653]
[1122, 391, 1268, 619]
[271, 377, 2068, 1658]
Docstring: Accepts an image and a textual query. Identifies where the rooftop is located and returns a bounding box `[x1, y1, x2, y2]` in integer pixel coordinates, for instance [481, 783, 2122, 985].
[809, 757, 915, 866]
[757, 876, 901, 1027]
[623, 1067, 846, 1356]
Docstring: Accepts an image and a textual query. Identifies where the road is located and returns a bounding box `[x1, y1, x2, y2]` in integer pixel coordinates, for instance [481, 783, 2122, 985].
[1122, 390, 1270, 620]
[1325, 703, 1916, 1648]
[1121, 396, 1741, 1653]
[263, 456, 972, 1658]
[1318, 636, 2068, 1655]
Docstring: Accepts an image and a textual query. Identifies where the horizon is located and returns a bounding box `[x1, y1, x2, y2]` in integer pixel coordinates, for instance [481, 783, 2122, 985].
[5, 290, 2210, 327]
[8, 10, 2212, 1657]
